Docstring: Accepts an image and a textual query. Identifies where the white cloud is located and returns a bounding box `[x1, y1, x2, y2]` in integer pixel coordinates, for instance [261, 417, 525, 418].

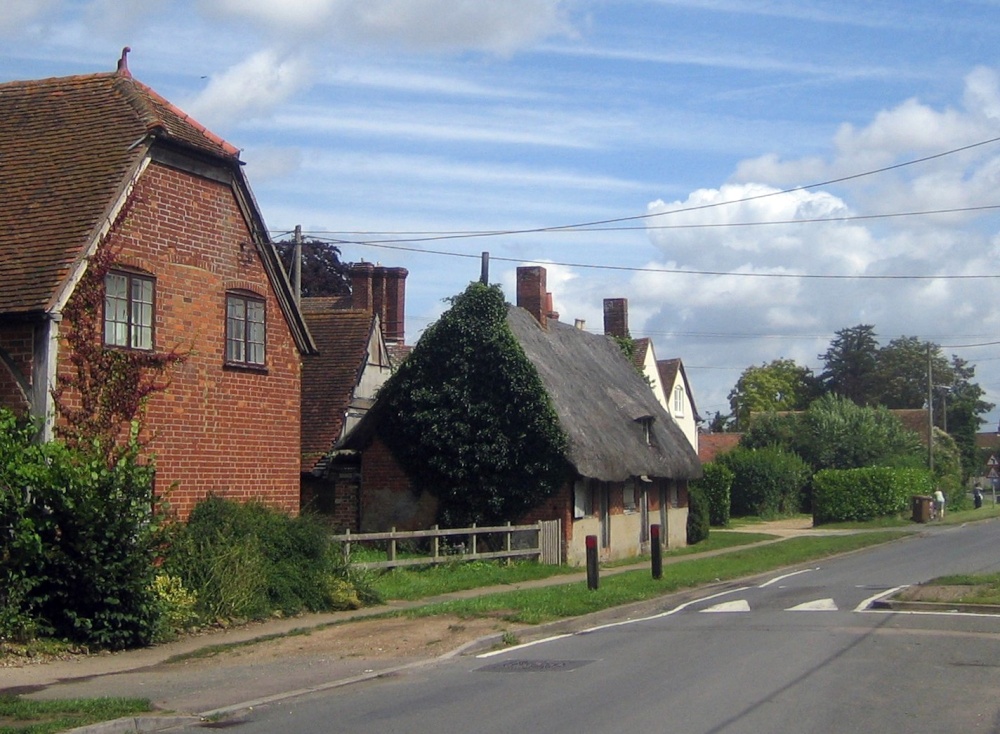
[0, 0, 60, 37]
[202, 0, 573, 53]
[185, 50, 311, 127]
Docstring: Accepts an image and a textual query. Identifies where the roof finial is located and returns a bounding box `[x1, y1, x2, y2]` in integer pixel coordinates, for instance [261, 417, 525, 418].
[117, 47, 132, 78]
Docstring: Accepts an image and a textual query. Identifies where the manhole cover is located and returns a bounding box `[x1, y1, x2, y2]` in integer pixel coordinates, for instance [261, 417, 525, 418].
[477, 659, 593, 673]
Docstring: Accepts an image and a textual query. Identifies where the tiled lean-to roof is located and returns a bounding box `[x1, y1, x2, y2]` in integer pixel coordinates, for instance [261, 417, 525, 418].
[0, 58, 241, 315]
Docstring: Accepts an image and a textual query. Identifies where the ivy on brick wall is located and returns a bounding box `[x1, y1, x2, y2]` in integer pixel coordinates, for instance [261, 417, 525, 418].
[376, 281, 569, 527]
[52, 202, 186, 462]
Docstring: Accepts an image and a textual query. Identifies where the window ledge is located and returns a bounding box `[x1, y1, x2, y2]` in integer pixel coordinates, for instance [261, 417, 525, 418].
[223, 362, 269, 375]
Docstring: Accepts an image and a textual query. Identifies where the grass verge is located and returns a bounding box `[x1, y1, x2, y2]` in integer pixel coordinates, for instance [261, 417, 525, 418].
[0, 696, 151, 734]
[398, 532, 904, 624]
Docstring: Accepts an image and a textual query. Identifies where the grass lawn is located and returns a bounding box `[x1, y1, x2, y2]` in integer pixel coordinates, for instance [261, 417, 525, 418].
[0, 696, 151, 734]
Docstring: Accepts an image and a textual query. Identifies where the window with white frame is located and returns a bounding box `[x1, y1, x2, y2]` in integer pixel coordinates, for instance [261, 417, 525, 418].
[226, 292, 266, 367]
[623, 480, 637, 512]
[573, 479, 594, 519]
[104, 270, 154, 350]
[673, 385, 685, 417]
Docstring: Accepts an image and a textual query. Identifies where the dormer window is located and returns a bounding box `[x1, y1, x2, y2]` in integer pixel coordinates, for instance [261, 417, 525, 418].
[638, 416, 654, 445]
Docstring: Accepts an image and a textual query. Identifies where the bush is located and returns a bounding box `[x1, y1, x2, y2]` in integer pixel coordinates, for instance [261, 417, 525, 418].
[0, 410, 161, 649]
[162, 496, 380, 623]
[718, 445, 811, 518]
[686, 484, 710, 545]
[693, 462, 733, 527]
[812, 466, 932, 524]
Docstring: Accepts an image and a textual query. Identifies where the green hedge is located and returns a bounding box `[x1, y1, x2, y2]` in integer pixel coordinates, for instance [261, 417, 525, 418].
[693, 462, 733, 527]
[686, 484, 711, 544]
[812, 466, 933, 525]
[0, 409, 160, 649]
[718, 445, 811, 518]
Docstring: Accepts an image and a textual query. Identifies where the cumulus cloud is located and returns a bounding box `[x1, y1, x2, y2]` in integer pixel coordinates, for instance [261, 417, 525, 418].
[201, 0, 573, 53]
[185, 50, 311, 127]
[632, 67, 1000, 419]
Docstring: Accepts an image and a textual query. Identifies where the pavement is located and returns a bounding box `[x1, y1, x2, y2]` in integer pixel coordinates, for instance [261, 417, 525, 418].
[0, 519, 892, 733]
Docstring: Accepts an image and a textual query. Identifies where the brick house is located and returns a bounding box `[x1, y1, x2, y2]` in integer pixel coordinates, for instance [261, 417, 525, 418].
[299, 263, 407, 526]
[339, 266, 702, 565]
[0, 53, 315, 518]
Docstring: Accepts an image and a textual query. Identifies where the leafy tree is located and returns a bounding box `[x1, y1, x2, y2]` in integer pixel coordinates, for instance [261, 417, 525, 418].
[273, 238, 351, 298]
[706, 410, 734, 433]
[943, 356, 994, 479]
[871, 336, 951, 409]
[374, 282, 569, 527]
[819, 324, 879, 404]
[728, 358, 821, 429]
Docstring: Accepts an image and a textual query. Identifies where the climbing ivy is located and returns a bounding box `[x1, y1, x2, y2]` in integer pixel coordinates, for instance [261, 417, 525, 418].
[52, 202, 185, 462]
[376, 282, 569, 527]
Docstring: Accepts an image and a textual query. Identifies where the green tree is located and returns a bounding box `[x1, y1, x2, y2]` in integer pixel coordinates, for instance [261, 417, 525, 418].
[374, 282, 569, 527]
[273, 238, 351, 298]
[727, 358, 821, 429]
[943, 356, 994, 479]
[871, 336, 951, 409]
[819, 324, 879, 405]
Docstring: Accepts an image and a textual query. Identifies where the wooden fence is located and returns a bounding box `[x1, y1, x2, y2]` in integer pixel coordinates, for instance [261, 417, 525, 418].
[332, 519, 562, 569]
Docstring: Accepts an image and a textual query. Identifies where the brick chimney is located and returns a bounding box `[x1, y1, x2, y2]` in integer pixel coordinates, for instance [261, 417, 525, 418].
[350, 263, 408, 345]
[603, 298, 629, 338]
[517, 266, 548, 329]
[381, 267, 408, 344]
[350, 262, 375, 313]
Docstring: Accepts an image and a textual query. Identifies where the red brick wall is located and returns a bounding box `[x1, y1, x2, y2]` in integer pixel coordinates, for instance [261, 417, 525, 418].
[0, 324, 34, 414]
[56, 161, 302, 520]
[358, 434, 438, 531]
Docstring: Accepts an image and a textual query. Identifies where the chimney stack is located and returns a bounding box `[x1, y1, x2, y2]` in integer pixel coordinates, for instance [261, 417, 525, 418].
[603, 298, 629, 338]
[350, 262, 408, 345]
[517, 266, 548, 329]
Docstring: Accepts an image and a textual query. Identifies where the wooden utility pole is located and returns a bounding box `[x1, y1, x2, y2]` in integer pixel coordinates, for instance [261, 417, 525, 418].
[293, 224, 302, 306]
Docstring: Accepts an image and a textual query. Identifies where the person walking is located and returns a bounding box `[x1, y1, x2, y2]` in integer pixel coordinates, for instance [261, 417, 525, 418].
[974, 484, 984, 509]
[934, 488, 946, 519]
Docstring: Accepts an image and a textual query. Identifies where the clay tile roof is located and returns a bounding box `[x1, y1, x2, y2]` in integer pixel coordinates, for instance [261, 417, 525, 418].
[0, 70, 240, 316]
[300, 298, 377, 472]
[632, 337, 650, 369]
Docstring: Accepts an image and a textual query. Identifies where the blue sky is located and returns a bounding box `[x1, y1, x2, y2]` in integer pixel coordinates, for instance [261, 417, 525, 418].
[6, 0, 1000, 429]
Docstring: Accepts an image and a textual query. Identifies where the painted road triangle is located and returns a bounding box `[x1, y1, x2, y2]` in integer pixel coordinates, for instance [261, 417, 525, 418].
[701, 600, 751, 613]
[787, 598, 838, 611]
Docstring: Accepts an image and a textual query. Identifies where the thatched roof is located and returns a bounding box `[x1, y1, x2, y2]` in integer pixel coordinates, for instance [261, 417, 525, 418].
[507, 307, 701, 482]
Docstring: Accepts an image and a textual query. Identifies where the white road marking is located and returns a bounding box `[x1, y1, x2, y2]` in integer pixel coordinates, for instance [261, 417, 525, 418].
[759, 568, 818, 588]
[787, 598, 838, 611]
[701, 599, 752, 613]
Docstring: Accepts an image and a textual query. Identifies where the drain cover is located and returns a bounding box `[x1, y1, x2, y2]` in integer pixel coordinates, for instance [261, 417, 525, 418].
[478, 659, 593, 673]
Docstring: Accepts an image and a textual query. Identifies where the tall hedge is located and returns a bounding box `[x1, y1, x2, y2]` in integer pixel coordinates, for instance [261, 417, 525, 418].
[812, 466, 932, 525]
[717, 445, 810, 518]
[693, 462, 733, 527]
[686, 484, 711, 544]
[375, 282, 569, 527]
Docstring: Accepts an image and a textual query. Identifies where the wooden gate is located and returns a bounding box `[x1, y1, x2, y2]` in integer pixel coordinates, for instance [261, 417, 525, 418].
[538, 519, 562, 565]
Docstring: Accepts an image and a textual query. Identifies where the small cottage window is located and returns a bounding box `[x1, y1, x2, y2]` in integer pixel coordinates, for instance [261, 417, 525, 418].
[673, 385, 685, 417]
[226, 292, 266, 367]
[623, 480, 637, 512]
[104, 270, 154, 350]
[573, 480, 594, 519]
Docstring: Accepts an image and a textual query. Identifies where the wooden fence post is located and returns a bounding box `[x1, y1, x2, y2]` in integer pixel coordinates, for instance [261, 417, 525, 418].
[389, 527, 397, 562]
[432, 524, 439, 560]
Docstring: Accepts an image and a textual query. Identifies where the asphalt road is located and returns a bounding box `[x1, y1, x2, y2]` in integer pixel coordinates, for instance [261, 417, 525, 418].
[229, 522, 1000, 734]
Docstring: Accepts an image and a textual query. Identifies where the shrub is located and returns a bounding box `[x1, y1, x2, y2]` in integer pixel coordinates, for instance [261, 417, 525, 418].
[686, 484, 710, 545]
[162, 496, 380, 623]
[813, 466, 932, 524]
[0, 409, 161, 649]
[151, 575, 198, 642]
[718, 445, 811, 518]
[693, 462, 733, 527]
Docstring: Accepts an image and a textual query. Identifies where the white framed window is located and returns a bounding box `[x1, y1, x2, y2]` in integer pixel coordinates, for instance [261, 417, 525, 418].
[623, 480, 637, 512]
[226, 292, 266, 367]
[673, 385, 685, 417]
[104, 270, 154, 350]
